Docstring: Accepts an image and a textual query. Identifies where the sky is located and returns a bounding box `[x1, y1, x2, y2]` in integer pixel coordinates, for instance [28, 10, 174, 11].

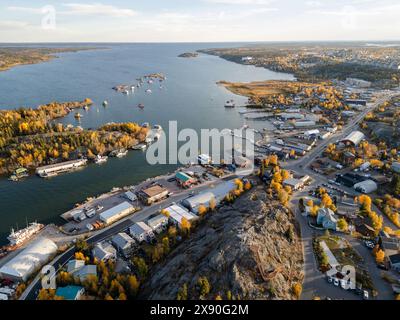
[0, 0, 399, 42]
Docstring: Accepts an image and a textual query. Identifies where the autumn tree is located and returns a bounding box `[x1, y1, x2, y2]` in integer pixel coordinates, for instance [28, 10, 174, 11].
[292, 283, 302, 300]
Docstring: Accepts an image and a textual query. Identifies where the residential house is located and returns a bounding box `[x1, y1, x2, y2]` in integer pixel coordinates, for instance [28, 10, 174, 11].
[92, 241, 117, 262]
[129, 222, 154, 243]
[111, 233, 136, 257]
[317, 208, 338, 231]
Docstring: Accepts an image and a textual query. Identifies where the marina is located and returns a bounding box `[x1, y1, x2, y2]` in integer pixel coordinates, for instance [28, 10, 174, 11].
[0, 43, 294, 246]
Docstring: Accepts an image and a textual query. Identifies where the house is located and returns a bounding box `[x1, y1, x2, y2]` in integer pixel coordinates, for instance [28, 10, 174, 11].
[317, 208, 338, 231]
[137, 185, 169, 205]
[388, 254, 400, 272]
[111, 233, 136, 257]
[129, 222, 154, 243]
[175, 172, 197, 188]
[67, 259, 85, 274]
[283, 176, 310, 191]
[92, 241, 117, 262]
[55, 286, 85, 300]
[72, 265, 97, 282]
[392, 162, 400, 174]
[163, 204, 198, 228]
[342, 151, 356, 166]
[355, 223, 376, 238]
[147, 214, 169, 233]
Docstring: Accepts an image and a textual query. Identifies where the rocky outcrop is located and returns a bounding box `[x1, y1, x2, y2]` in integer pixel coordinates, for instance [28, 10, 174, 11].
[141, 186, 304, 300]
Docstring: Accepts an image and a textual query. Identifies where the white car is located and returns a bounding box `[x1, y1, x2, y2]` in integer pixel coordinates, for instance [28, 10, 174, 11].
[327, 276, 333, 283]
[86, 224, 94, 231]
[334, 279, 340, 287]
[363, 290, 369, 300]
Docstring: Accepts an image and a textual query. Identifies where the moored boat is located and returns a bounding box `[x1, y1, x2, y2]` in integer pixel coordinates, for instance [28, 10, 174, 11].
[224, 100, 236, 108]
[94, 154, 108, 164]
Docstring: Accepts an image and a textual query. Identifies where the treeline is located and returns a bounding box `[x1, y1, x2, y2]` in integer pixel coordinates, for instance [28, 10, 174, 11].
[0, 100, 148, 174]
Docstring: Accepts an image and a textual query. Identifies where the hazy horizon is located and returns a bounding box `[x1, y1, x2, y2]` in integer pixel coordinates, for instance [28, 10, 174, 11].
[1, 0, 400, 42]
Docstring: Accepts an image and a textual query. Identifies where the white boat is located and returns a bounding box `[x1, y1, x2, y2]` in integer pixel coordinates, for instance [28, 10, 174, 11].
[94, 154, 108, 164]
[224, 100, 235, 108]
[142, 122, 150, 128]
[123, 90, 130, 95]
[7, 222, 44, 247]
[132, 143, 147, 151]
[153, 124, 163, 131]
[116, 149, 128, 158]
[103, 100, 108, 107]
[145, 89, 152, 94]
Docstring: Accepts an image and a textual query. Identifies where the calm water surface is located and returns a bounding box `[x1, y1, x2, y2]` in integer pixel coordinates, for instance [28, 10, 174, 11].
[0, 43, 294, 244]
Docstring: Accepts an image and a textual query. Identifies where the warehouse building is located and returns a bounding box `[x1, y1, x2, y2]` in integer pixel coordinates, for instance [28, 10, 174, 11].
[175, 172, 197, 188]
[354, 180, 378, 194]
[99, 201, 134, 225]
[137, 185, 169, 205]
[0, 238, 58, 282]
[35, 159, 88, 177]
[341, 131, 365, 147]
[182, 180, 235, 213]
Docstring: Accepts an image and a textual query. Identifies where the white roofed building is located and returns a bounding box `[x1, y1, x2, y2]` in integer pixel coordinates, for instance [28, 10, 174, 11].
[354, 180, 378, 194]
[99, 201, 134, 225]
[341, 131, 365, 147]
[0, 238, 58, 282]
[129, 222, 154, 243]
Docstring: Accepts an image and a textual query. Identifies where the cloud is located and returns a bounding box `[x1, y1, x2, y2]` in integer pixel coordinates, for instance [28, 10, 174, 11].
[7, 6, 44, 14]
[0, 20, 29, 30]
[205, 0, 274, 4]
[61, 3, 137, 17]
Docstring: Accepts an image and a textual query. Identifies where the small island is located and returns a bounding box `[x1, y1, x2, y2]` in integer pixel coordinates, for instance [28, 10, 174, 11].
[178, 52, 199, 58]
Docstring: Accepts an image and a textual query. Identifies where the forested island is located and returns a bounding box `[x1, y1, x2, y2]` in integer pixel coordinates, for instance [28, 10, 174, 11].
[178, 52, 198, 58]
[0, 47, 97, 72]
[0, 100, 148, 174]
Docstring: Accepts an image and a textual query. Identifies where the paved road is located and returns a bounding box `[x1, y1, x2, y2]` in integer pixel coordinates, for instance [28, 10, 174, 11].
[287, 91, 400, 300]
[20, 174, 241, 300]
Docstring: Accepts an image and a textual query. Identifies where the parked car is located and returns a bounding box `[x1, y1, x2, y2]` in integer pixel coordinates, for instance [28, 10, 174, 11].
[363, 290, 369, 300]
[327, 276, 333, 283]
[334, 279, 340, 287]
[86, 224, 94, 231]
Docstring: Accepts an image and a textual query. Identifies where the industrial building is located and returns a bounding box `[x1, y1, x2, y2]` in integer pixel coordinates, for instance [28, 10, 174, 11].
[354, 180, 378, 194]
[124, 191, 137, 202]
[35, 159, 88, 177]
[175, 172, 197, 188]
[345, 99, 367, 106]
[99, 201, 134, 225]
[182, 180, 235, 213]
[336, 173, 367, 188]
[0, 238, 58, 282]
[294, 120, 316, 128]
[137, 185, 169, 205]
[129, 222, 154, 243]
[147, 214, 169, 233]
[341, 131, 365, 146]
[163, 205, 198, 228]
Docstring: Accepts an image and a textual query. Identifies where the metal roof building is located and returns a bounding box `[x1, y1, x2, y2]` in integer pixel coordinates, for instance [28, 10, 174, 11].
[181, 180, 235, 213]
[164, 205, 198, 227]
[99, 201, 134, 224]
[341, 131, 365, 146]
[354, 179, 378, 194]
[0, 238, 58, 282]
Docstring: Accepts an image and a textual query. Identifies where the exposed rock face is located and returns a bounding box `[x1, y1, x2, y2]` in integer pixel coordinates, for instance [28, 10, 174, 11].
[141, 186, 304, 300]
